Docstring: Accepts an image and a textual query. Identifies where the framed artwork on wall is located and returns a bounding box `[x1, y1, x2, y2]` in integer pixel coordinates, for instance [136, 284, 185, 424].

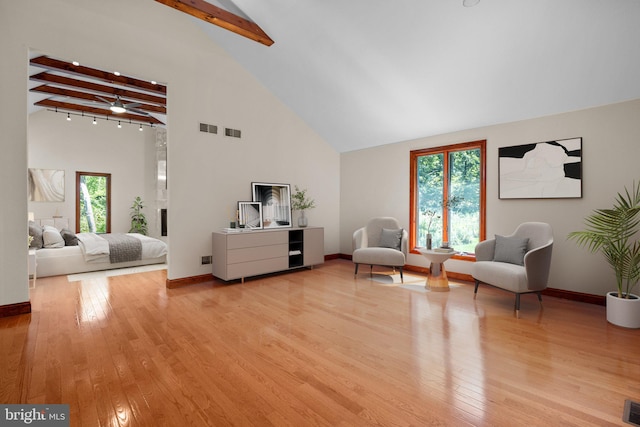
[28, 168, 65, 202]
[238, 201, 263, 229]
[251, 182, 292, 228]
[498, 137, 582, 199]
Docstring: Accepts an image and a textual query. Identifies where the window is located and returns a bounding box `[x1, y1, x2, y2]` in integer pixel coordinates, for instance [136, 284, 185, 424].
[410, 140, 486, 257]
[76, 172, 111, 233]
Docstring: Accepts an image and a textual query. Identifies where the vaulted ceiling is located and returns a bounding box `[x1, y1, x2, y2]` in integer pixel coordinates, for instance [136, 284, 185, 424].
[158, 0, 640, 153]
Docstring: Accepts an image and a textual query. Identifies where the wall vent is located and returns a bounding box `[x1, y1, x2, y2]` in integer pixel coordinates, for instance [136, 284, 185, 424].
[199, 123, 218, 134]
[201, 255, 212, 265]
[225, 128, 241, 138]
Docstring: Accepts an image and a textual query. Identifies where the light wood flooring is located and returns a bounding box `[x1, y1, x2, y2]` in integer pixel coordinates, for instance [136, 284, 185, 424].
[1, 259, 639, 426]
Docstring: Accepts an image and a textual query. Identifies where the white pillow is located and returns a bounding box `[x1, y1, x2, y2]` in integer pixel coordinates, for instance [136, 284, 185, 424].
[43, 225, 65, 248]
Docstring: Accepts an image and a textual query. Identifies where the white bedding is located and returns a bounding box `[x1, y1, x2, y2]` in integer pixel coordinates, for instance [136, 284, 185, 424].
[36, 233, 167, 278]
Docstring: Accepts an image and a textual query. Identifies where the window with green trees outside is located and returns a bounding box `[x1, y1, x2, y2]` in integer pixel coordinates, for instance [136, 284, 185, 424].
[76, 172, 111, 234]
[410, 140, 486, 256]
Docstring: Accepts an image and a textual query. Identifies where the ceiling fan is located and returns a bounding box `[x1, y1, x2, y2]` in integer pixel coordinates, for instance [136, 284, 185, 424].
[95, 95, 149, 115]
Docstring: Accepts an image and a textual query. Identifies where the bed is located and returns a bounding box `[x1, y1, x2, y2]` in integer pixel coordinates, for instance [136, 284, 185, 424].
[29, 218, 167, 278]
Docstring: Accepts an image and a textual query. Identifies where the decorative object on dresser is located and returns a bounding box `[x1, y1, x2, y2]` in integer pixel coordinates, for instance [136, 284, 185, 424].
[568, 181, 640, 328]
[291, 185, 315, 228]
[251, 182, 292, 228]
[212, 227, 324, 283]
[238, 201, 263, 229]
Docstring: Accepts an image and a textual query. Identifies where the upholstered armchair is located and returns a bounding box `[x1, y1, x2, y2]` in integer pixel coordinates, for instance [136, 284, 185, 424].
[352, 217, 408, 283]
[472, 222, 553, 317]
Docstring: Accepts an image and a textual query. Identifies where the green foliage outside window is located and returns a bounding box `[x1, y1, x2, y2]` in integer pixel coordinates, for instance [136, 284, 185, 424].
[416, 147, 481, 253]
[79, 175, 108, 233]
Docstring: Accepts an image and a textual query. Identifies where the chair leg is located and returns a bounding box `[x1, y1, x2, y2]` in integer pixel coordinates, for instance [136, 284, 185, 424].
[537, 292, 543, 305]
[515, 294, 521, 318]
[354, 263, 359, 278]
[369, 265, 373, 277]
[473, 280, 480, 299]
[399, 267, 404, 284]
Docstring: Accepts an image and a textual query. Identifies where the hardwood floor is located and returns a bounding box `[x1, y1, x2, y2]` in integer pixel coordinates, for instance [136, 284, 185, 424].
[1, 259, 639, 426]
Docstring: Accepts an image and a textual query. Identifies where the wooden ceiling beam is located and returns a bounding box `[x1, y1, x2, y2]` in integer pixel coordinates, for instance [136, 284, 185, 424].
[30, 72, 166, 105]
[30, 85, 167, 114]
[155, 0, 274, 46]
[35, 99, 165, 125]
[30, 56, 166, 95]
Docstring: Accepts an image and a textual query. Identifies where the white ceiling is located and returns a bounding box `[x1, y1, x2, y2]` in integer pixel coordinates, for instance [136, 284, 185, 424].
[196, 1, 640, 152]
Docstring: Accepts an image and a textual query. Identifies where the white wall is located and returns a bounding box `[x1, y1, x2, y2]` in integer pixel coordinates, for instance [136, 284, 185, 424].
[341, 99, 640, 296]
[0, 0, 340, 308]
[28, 110, 156, 234]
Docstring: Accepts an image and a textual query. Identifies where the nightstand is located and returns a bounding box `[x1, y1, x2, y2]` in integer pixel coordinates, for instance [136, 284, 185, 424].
[28, 249, 37, 288]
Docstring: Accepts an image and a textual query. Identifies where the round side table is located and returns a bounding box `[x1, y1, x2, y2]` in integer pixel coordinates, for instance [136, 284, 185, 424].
[417, 248, 456, 292]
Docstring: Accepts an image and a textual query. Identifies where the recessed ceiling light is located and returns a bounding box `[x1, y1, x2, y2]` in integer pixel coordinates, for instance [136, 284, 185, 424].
[114, 71, 121, 76]
[151, 80, 157, 85]
[72, 61, 80, 66]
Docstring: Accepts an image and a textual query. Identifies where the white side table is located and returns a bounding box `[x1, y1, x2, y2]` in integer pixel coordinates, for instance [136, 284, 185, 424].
[28, 249, 37, 289]
[417, 248, 456, 292]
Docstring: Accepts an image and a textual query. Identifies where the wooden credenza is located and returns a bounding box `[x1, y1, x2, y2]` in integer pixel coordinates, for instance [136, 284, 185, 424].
[212, 227, 324, 282]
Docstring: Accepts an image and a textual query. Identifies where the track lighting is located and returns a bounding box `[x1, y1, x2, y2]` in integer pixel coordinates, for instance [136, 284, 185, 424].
[50, 109, 156, 129]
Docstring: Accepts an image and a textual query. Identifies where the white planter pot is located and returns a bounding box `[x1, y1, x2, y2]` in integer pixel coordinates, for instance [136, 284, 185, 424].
[606, 292, 640, 328]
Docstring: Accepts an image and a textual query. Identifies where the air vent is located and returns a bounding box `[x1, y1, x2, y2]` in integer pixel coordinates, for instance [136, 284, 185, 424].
[199, 123, 218, 134]
[201, 255, 212, 265]
[624, 400, 640, 426]
[225, 128, 241, 138]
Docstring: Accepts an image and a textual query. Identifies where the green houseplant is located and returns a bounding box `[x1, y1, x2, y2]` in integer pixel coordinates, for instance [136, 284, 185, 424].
[291, 186, 315, 228]
[568, 181, 640, 327]
[129, 196, 148, 235]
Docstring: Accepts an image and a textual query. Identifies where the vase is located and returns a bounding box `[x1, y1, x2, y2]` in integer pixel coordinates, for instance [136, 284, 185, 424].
[426, 233, 432, 250]
[606, 292, 640, 328]
[298, 210, 308, 228]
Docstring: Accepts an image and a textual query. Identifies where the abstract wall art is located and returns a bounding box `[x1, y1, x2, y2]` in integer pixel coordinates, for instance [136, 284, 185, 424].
[498, 137, 582, 199]
[28, 168, 65, 202]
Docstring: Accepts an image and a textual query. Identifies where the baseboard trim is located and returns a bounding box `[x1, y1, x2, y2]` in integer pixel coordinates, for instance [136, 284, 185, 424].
[340, 253, 604, 306]
[541, 288, 605, 306]
[0, 301, 32, 318]
[166, 274, 213, 289]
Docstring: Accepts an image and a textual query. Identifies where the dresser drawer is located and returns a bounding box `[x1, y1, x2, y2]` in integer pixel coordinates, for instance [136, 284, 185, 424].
[227, 257, 289, 279]
[227, 231, 288, 249]
[227, 244, 288, 264]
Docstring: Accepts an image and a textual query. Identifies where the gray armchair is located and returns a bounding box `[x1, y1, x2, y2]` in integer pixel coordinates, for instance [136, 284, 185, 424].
[472, 222, 553, 317]
[353, 217, 408, 283]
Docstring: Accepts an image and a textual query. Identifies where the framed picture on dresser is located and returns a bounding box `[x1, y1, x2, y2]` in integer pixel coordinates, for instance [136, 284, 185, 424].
[251, 182, 292, 228]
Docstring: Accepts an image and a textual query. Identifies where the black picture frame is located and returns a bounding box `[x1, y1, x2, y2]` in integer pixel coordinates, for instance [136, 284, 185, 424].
[238, 201, 263, 229]
[251, 182, 292, 228]
[498, 137, 582, 199]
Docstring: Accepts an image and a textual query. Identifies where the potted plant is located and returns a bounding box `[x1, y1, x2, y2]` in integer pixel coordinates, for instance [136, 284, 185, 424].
[291, 186, 315, 228]
[568, 181, 640, 328]
[129, 196, 148, 235]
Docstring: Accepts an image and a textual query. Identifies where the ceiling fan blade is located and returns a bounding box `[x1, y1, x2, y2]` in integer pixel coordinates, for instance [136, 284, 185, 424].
[127, 108, 150, 116]
[96, 95, 113, 104]
[124, 102, 142, 109]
